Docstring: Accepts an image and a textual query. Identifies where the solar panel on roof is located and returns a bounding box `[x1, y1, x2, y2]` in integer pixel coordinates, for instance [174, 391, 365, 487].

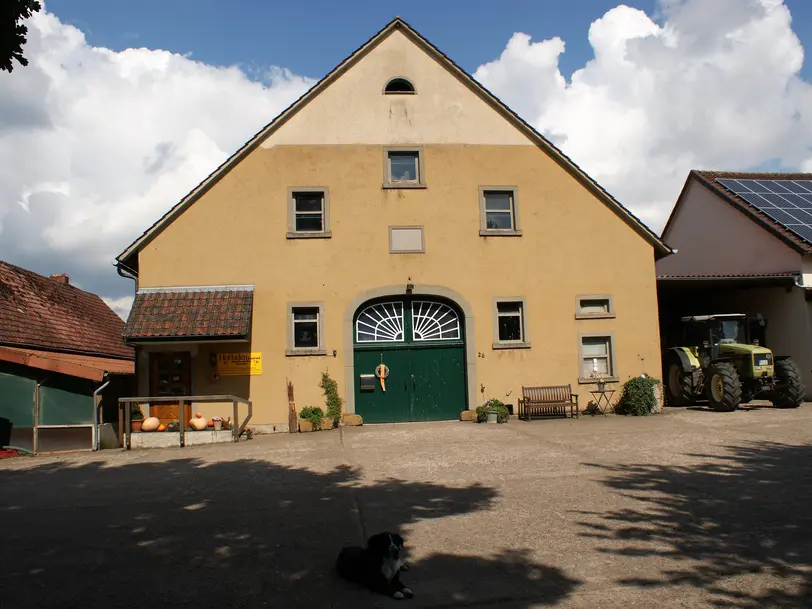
[714, 177, 812, 246]
[782, 181, 812, 194]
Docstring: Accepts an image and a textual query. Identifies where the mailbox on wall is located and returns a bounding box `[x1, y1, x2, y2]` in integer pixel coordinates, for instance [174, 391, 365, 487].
[359, 374, 376, 392]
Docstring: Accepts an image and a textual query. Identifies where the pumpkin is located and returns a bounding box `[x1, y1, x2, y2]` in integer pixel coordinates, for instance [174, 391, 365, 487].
[141, 416, 161, 432]
[157, 424, 167, 432]
[195, 412, 202, 418]
[189, 417, 208, 431]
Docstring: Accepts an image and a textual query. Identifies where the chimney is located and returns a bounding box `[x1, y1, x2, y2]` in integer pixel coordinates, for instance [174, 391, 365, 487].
[50, 273, 70, 285]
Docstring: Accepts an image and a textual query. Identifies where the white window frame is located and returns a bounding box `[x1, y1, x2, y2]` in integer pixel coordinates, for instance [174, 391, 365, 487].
[286, 302, 327, 356]
[287, 188, 331, 239]
[492, 297, 530, 349]
[578, 333, 617, 383]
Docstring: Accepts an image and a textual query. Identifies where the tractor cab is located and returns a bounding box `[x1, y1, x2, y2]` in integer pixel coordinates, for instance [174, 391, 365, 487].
[679, 314, 766, 368]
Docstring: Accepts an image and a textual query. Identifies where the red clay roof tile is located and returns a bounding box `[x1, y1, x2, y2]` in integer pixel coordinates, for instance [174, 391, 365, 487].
[123, 286, 253, 341]
[0, 260, 132, 359]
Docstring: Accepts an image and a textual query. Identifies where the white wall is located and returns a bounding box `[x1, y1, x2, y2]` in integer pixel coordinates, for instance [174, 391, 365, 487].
[721, 286, 812, 398]
[658, 179, 802, 277]
[262, 30, 534, 148]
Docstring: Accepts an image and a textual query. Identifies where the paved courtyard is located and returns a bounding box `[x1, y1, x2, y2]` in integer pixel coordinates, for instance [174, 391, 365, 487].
[2, 404, 812, 608]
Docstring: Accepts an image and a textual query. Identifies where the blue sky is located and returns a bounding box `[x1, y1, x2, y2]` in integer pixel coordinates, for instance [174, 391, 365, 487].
[45, 0, 812, 83]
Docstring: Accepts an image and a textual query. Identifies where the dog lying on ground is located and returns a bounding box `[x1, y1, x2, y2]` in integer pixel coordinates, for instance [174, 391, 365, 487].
[336, 532, 413, 599]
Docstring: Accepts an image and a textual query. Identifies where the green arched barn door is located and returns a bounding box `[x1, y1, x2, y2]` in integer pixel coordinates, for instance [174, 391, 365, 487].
[353, 297, 466, 423]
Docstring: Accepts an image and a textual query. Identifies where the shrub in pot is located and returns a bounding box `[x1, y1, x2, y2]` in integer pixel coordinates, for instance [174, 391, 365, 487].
[299, 406, 325, 431]
[130, 405, 144, 432]
[476, 399, 510, 424]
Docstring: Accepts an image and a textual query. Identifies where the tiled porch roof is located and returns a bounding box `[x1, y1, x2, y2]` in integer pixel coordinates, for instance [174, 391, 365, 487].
[124, 285, 253, 342]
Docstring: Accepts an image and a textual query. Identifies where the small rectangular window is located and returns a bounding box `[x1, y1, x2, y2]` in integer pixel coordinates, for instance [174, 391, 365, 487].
[480, 187, 520, 236]
[293, 192, 324, 233]
[576, 295, 615, 319]
[292, 307, 319, 349]
[288, 188, 330, 239]
[389, 152, 418, 182]
[484, 191, 515, 230]
[384, 149, 424, 187]
[581, 336, 614, 379]
[497, 301, 524, 342]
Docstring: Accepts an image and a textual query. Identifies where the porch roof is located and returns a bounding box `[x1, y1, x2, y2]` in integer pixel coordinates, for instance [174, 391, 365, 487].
[123, 285, 254, 343]
[0, 345, 134, 381]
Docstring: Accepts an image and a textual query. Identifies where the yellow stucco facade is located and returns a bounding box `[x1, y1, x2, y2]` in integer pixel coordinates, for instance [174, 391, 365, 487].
[122, 22, 667, 429]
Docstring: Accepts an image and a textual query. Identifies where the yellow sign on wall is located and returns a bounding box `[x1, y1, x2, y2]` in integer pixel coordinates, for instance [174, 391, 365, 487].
[217, 352, 262, 376]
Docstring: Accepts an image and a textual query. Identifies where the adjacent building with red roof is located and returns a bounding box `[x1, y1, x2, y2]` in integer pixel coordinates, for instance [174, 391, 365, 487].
[0, 260, 134, 453]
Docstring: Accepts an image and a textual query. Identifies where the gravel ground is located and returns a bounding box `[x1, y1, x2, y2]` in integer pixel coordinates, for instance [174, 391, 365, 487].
[2, 403, 812, 608]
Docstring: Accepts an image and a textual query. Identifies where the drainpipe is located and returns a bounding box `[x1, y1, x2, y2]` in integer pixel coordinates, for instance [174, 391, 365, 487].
[93, 374, 111, 451]
[114, 259, 138, 282]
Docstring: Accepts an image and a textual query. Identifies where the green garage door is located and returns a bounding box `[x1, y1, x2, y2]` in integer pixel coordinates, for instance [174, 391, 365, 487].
[354, 298, 466, 423]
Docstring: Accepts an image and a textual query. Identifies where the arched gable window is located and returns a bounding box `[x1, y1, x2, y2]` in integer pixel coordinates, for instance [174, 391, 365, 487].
[384, 77, 416, 94]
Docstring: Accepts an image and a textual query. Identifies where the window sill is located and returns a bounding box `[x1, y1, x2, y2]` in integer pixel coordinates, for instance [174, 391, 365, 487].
[578, 377, 619, 385]
[287, 231, 332, 239]
[575, 313, 616, 320]
[492, 341, 531, 350]
[285, 348, 328, 357]
[480, 229, 522, 237]
[382, 183, 427, 190]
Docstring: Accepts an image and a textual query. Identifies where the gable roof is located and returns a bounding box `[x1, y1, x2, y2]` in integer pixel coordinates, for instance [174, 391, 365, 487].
[0, 260, 133, 359]
[663, 170, 812, 255]
[115, 16, 672, 269]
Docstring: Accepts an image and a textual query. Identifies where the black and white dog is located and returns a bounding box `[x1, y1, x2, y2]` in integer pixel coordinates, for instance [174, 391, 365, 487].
[336, 532, 413, 599]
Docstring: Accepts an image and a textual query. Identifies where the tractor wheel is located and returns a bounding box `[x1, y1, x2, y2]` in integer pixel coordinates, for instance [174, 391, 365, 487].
[666, 360, 695, 406]
[706, 362, 742, 412]
[772, 358, 805, 409]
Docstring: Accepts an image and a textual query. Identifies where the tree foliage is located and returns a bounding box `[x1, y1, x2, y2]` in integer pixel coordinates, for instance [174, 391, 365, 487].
[1, 0, 41, 73]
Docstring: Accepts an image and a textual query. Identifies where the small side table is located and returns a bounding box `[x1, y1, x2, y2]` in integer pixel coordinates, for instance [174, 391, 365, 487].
[588, 389, 615, 416]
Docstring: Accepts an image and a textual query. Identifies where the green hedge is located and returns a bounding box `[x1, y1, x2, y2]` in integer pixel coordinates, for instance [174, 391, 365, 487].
[617, 376, 660, 416]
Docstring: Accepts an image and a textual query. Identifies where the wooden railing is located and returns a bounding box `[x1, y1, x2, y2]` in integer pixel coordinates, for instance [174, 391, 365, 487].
[117, 395, 253, 450]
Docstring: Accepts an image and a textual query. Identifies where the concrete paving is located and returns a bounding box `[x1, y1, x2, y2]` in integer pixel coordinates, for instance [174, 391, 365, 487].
[2, 404, 812, 608]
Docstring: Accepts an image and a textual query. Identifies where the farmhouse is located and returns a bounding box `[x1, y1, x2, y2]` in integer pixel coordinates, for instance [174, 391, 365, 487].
[115, 18, 671, 431]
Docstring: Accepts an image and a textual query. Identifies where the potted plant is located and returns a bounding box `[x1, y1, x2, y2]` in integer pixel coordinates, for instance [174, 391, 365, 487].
[212, 416, 224, 431]
[476, 399, 510, 424]
[130, 405, 144, 432]
[299, 406, 324, 431]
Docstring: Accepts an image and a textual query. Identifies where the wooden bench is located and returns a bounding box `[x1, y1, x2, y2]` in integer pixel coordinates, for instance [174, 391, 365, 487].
[518, 385, 579, 420]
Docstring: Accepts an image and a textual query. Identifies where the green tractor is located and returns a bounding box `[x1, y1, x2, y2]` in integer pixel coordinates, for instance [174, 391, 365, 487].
[663, 313, 805, 411]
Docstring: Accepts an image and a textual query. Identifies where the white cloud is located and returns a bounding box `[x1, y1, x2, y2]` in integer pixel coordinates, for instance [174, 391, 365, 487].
[3, 1, 812, 322]
[475, 0, 812, 231]
[0, 6, 314, 316]
[102, 295, 135, 321]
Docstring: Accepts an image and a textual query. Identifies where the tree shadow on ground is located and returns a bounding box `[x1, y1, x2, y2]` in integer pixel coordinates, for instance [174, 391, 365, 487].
[0, 453, 578, 608]
[577, 441, 812, 607]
